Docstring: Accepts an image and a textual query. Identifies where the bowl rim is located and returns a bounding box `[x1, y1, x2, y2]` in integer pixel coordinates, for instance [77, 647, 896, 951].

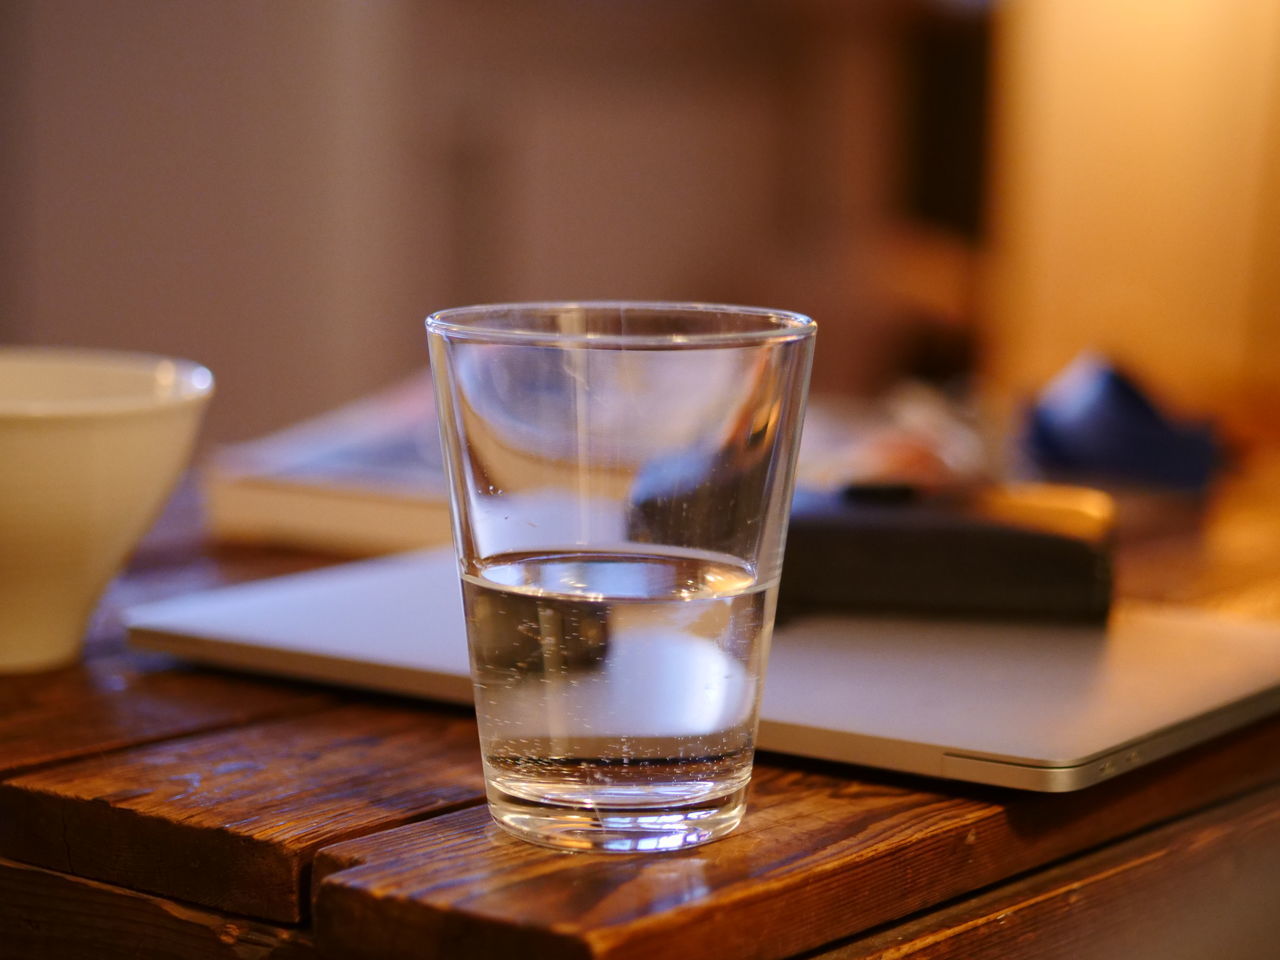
[0, 346, 215, 419]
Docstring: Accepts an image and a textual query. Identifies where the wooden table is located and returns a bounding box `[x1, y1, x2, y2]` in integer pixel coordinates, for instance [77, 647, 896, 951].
[4, 460, 1280, 960]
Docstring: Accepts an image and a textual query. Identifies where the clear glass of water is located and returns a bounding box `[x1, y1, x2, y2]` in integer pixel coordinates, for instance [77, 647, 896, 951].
[426, 302, 815, 853]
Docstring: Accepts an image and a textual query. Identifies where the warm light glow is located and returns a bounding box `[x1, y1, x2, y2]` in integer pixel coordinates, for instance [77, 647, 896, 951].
[984, 0, 1280, 440]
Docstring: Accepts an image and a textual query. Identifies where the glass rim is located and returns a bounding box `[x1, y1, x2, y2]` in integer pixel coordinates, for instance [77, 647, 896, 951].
[425, 300, 816, 348]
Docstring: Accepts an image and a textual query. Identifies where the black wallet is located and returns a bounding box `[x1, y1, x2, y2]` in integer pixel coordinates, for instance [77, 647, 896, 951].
[778, 484, 1115, 622]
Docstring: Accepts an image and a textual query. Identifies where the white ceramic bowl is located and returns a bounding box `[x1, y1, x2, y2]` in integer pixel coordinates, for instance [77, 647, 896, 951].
[0, 347, 214, 672]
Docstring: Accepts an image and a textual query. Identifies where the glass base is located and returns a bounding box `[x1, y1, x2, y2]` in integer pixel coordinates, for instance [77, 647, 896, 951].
[487, 784, 748, 853]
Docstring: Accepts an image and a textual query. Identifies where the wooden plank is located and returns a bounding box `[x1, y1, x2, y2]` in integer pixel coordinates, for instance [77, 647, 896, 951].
[310, 713, 1280, 960]
[820, 782, 1280, 960]
[0, 649, 172, 714]
[0, 656, 331, 778]
[0, 856, 315, 960]
[0, 704, 486, 923]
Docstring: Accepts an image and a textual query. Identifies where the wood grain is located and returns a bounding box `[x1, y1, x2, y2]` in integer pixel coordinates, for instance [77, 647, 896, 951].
[0, 649, 172, 715]
[0, 658, 330, 778]
[821, 782, 1280, 960]
[311, 714, 1280, 960]
[0, 704, 486, 923]
[0, 856, 315, 960]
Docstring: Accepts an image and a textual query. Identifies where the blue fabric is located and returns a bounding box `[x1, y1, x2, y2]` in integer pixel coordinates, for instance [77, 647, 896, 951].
[1022, 354, 1221, 491]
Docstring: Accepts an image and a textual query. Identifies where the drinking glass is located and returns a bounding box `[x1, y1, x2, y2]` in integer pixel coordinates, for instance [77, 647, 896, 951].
[426, 302, 814, 852]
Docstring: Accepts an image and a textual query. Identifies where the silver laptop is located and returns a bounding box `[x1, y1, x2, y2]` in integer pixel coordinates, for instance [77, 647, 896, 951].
[124, 549, 1280, 792]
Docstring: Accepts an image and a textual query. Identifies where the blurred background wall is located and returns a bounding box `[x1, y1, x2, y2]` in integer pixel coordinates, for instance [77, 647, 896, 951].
[1, 0, 909, 442]
[982, 0, 1280, 443]
[3, 0, 1278, 449]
